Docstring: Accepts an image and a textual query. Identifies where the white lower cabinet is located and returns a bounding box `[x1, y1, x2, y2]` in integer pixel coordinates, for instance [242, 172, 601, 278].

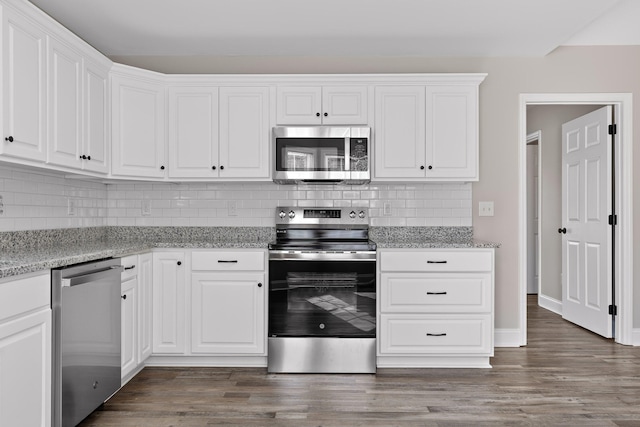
[191, 272, 265, 354]
[377, 249, 494, 368]
[120, 254, 153, 382]
[0, 272, 51, 427]
[152, 251, 187, 354]
[149, 249, 267, 365]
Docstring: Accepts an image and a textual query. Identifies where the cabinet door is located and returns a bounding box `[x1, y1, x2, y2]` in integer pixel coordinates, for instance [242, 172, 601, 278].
[120, 275, 137, 380]
[83, 59, 109, 174]
[152, 252, 186, 354]
[137, 253, 153, 363]
[191, 272, 265, 354]
[168, 87, 219, 178]
[276, 86, 322, 125]
[47, 38, 82, 169]
[112, 74, 166, 178]
[0, 310, 51, 427]
[374, 86, 426, 178]
[322, 86, 368, 125]
[219, 86, 270, 178]
[1, 8, 47, 161]
[426, 85, 478, 180]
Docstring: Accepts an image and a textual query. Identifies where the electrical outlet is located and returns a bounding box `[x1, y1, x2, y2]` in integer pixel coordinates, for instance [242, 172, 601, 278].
[383, 201, 392, 216]
[228, 201, 238, 216]
[67, 198, 77, 216]
[479, 201, 494, 217]
[0, 194, 4, 216]
[142, 199, 151, 216]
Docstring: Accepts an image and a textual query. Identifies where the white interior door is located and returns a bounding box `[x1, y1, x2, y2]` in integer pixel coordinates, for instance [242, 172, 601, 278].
[561, 106, 612, 338]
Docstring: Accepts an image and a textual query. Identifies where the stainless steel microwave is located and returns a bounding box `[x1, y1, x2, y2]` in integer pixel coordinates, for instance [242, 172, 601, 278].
[272, 126, 371, 185]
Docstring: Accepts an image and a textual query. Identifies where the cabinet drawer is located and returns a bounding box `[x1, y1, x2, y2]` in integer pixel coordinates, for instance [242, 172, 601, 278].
[192, 251, 265, 271]
[0, 273, 50, 323]
[380, 250, 492, 272]
[380, 273, 491, 313]
[379, 314, 492, 354]
[121, 255, 138, 280]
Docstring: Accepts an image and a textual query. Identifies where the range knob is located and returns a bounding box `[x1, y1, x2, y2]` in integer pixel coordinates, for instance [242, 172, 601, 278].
[358, 211, 366, 219]
[278, 210, 286, 219]
[288, 210, 296, 219]
[349, 211, 356, 219]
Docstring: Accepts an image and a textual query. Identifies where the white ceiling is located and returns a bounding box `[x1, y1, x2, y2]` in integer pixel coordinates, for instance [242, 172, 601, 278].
[28, 0, 639, 57]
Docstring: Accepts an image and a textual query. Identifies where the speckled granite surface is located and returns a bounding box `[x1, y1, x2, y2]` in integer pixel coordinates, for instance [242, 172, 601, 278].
[370, 226, 500, 249]
[1, 226, 499, 279]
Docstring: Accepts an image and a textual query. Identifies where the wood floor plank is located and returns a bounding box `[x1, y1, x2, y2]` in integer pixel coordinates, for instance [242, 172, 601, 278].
[79, 296, 640, 426]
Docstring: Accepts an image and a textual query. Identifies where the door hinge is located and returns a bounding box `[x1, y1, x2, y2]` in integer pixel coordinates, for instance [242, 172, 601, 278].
[608, 124, 617, 135]
[609, 305, 617, 316]
[609, 214, 617, 225]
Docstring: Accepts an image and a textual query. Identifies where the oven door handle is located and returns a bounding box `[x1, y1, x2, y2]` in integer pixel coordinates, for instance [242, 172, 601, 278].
[269, 252, 376, 261]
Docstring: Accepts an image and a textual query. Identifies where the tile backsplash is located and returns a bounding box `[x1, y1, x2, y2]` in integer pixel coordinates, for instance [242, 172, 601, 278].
[0, 165, 472, 232]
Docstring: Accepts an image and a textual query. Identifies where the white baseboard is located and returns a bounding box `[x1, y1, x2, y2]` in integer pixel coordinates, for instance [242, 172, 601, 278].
[632, 329, 640, 346]
[494, 329, 522, 347]
[538, 294, 562, 315]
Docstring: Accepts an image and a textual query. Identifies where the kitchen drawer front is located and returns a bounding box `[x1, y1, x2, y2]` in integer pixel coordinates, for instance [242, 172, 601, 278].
[191, 250, 265, 271]
[0, 272, 50, 323]
[121, 254, 138, 280]
[379, 314, 492, 354]
[380, 273, 491, 313]
[380, 250, 492, 272]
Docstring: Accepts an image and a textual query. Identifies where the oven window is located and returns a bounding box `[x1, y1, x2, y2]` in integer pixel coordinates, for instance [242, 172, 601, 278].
[276, 138, 346, 172]
[268, 259, 376, 338]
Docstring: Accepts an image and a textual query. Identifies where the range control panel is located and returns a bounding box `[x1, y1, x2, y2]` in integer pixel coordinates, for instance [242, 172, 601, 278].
[275, 207, 368, 225]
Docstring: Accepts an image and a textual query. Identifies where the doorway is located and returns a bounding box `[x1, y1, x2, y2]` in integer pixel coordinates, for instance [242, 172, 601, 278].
[518, 93, 634, 346]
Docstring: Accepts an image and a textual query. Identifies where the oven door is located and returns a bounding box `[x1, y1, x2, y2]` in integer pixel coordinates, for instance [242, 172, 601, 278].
[268, 252, 376, 338]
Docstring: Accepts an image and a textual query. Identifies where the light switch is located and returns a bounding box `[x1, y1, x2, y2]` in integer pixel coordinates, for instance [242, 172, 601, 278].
[479, 201, 494, 217]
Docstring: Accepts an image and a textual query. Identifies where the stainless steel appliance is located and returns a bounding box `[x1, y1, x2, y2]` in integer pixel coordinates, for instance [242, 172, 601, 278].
[272, 126, 370, 185]
[52, 258, 123, 427]
[268, 207, 376, 373]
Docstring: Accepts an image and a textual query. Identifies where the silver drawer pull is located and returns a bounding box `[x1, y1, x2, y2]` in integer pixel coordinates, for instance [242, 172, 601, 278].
[426, 333, 447, 337]
[427, 260, 447, 264]
[427, 291, 447, 295]
[218, 260, 239, 263]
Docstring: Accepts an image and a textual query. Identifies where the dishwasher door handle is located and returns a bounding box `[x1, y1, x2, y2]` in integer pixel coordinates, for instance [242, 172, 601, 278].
[61, 266, 124, 287]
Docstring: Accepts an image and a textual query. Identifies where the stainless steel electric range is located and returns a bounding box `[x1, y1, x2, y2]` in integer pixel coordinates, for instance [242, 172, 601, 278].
[267, 207, 376, 373]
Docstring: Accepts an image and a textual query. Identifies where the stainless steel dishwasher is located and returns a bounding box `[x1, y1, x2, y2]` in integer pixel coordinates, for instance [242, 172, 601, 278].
[52, 258, 123, 427]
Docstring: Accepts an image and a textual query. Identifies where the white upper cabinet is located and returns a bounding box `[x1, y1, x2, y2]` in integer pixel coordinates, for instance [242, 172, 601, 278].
[218, 86, 270, 178]
[425, 85, 478, 180]
[82, 58, 110, 174]
[1, 6, 47, 162]
[374, 77, 483, 181]
[111, 66, 166, 179]
[168, 87, 219, 178]
[276, 85, 368, 125]
[168, 85, 270, 179]
[374, 86, 426, 178]
[47, 37, 82, 169]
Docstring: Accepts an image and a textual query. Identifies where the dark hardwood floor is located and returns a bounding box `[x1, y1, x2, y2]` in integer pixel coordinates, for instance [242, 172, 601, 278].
[81, 296, 640, 426]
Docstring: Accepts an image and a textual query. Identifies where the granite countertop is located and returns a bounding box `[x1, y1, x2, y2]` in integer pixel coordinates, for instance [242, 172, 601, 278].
[0, 226, 500, 279]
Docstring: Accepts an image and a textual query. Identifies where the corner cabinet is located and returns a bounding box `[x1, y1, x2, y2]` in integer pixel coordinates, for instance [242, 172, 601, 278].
[377, 248, 495, 368]
[0, 272, 51, 427]
[111, 65, 166, 179]
[374, 76, 485, 181]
